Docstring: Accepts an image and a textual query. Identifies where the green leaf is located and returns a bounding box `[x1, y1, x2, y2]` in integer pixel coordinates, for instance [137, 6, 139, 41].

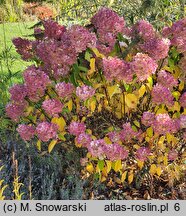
[146, 127, 153, 138]
[70, 72, 79, 87]
[98, 160, 105, 171]
[78, 66, 88, 72]
[85, 50, 92, 61]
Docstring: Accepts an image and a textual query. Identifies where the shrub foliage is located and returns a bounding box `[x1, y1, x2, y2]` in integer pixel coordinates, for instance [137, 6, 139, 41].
[6, 8, 186, 187]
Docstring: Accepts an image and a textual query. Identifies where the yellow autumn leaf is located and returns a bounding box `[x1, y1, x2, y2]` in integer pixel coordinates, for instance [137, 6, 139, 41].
[137, 160, 144, 170]
[128, 171, 134, 184]
[172, 91, 181, 100]
[102, 167, 108, 177]
[157, 156, 163, 164]
[97, 103, 102, 112]
[86, 152, 92, 158]
[166, 133, 178, 146]
[104, 137, 112, 144]
[150, 164, 157, 175]
[36, 140, 41, 151]
[138, 85, 146, 98]
[147, 76, 153, 90]
[125, 93, 138, 109]
[178, 81, 185, 91]
[90, 99, 96, 113]
[156, 167, 162, 176]
[40, 113, 45, 121]
[106, 160, 112, 173]
[133, 120, 140, 128]
[88, 58, 96, 75]
[162, 65, 173, 73]
[156, 107, 167, 114]
[101, 176, 107, 182]
[51, 117, 66, 132]
[170, 102, 180, 112]
[86, 163, 94, 173]
[24, 106, 34, 116]
[109, 0, 114, 6]
[174, 65, 181, 78]
[48, 140, 57, 153]
[107, 85, 121, 99]
[67, 99, 73, 112]
[146, 127, 153, 138]
[91, 47, 105, 58]
[158, 136, 166, 150]
[113, 160, 122, 172]
[163, 155, 168, 166]
[145, 137, 150, 142]
[121, 171, 127, 182]
[58, 132, 66, 141]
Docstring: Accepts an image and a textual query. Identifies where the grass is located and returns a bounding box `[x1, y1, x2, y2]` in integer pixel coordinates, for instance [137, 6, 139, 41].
[0, 21, 35, 80]
[0, 21, 35, 106]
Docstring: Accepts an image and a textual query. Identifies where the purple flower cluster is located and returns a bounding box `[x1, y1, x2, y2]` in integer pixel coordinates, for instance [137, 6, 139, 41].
[36, 121, 58, 142]
[12, 37, 33, 60]
[151, 84, 174, 106]
[7, 84, 28, 122]
[180, 115, 186, 129]
[131, 53, 158, 81]
[42, 99, 63, 116]
[76, 85, 95, 101]
[168, 149, 178, 161]
[179, 92, 186, 108]
[69, 121, 86, 136]
[131, 20, 156, 41]
[107, 131, 121, 143]
[36, 25, 96, 79]
[120, 123, 140, 143]
[75, 133, 92, 147]
[91, 8, 125, 55]
[142, 112, 183, 135]
[140, 37, 170, 61]
[163, 18, 186, 53]
[24, 65, 51, 102]
[67, 25, 96, 53]
[88, 139, 106, 158]
[141, 112, 155, 127]
[102, 57, 133, 82]
[105, 143, 128, 161]
[136, 147, 151, 161]
[88, 139, 128, 161]
[157, 70, 178, 90]
[9, 84, 27, 102]
[6, 101, 27, 122]
[17, 124, 35, 141]
[43, 20, 66, 40]
[55, 82, 74, 98]
[179, 55, 186, 72]
[36, 39, 76, 79]
[152, 114, 180, 135]
[131, 20, 171, 61]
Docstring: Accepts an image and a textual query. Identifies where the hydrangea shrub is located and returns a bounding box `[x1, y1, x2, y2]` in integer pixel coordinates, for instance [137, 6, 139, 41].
[7, 8, 186, 186]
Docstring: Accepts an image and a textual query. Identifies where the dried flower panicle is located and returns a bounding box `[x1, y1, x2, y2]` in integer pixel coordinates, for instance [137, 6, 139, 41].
[17, 124, 35, 141]
[69, 121, 86, 136]
[42, 99, 63, 116]
[76, 85, 95, 101]
[131, 53, 158, 81]
[36, 121, 58, 142]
